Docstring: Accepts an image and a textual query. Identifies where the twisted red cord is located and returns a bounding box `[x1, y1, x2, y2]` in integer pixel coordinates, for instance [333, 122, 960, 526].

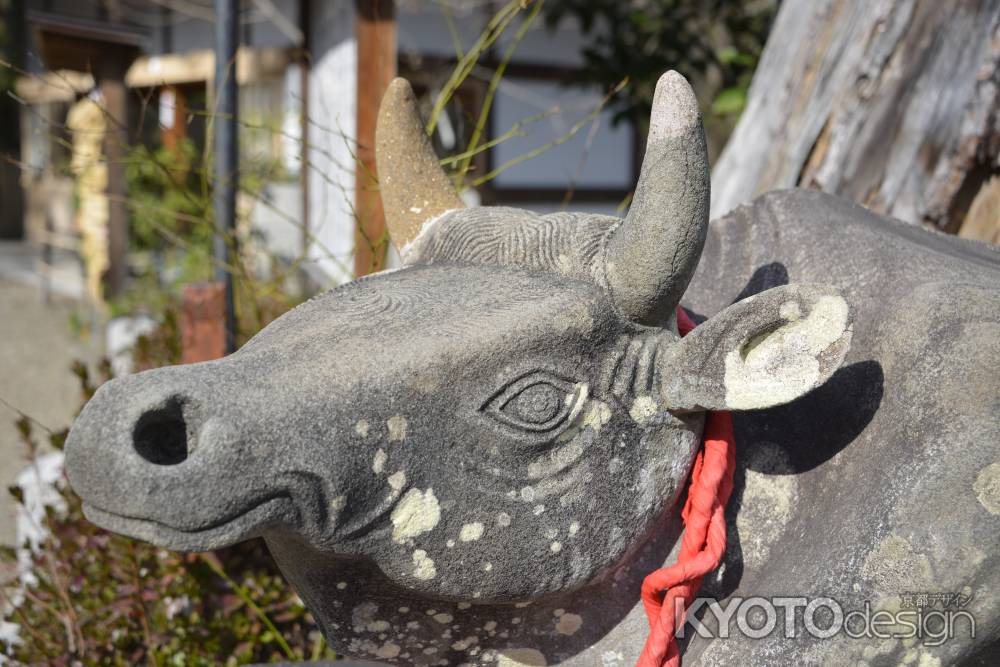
[635, 309, 737, 667]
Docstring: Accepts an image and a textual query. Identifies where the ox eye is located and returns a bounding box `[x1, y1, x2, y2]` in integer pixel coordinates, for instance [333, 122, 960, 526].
[483, 373, 583, 433]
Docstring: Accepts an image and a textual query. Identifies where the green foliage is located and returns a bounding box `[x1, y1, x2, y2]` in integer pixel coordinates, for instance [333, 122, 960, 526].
[125, 138, 212, 255]
[2, 365, 335, 666]
[542, 0, 777, 129]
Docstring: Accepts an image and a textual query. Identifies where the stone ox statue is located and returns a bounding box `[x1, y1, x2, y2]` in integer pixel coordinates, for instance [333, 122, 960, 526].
[66, 72, 999, 666]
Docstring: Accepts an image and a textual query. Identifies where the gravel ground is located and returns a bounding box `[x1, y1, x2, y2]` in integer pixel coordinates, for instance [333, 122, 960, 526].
[0, 279, 101, 551]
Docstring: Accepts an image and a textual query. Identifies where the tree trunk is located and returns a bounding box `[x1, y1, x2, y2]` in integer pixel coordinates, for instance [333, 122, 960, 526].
[711, 0, 1000, 239]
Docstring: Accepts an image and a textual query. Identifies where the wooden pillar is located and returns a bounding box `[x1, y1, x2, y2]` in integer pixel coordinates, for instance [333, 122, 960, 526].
[180, 283, 228, 363]
[160, 85, 188, 152]
[354, 0, 396, 276]
[97, 54, 131, 299]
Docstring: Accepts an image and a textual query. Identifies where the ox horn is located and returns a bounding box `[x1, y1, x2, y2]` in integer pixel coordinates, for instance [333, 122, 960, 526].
[376, 78, 464, 253]
[604, 71, 710, 326]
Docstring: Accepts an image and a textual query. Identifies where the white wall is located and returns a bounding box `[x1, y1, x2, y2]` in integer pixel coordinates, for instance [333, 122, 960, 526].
[305, 1, 357, 285]
[492, 78, 632, 190]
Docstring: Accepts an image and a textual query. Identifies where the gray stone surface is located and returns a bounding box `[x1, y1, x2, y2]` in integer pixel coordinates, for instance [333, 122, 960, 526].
[63, 71, 999, 666]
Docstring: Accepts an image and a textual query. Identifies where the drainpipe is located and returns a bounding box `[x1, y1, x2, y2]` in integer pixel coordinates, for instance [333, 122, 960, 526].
[213, 0, 239, 353]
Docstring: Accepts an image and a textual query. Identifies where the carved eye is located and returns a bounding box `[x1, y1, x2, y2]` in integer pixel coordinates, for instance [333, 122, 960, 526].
[483, 373, 584, 433]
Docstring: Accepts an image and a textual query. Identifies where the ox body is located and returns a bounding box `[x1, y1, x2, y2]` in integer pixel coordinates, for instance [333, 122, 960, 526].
[64, 72, 998, 666]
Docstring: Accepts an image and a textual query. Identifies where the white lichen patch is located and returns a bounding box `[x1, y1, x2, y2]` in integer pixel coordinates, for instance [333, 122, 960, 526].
[724, 294, 849, 410]
[497, 512, 512, 527]
[973, 462, 1000, 515]
[629, 395, 658, 425]
[568, 520, 580, 536]
[554, 612, 583, 636]
[735, 443, 797, 569]
[330, 495, 347, 512]
[388, 471, 406, 490]
[550, 541, 562, 553]
[375, 642, 401, 659]
[779, 300, 802, 321]
[354, 419, 370, 438]
[391, 488, 441, 542]
[460, 522, 485, 542]
[373, 448, 388, 474]
[432, 612, 453, 624]
[388, 415, 408, 442]
[483, 562, 493, 572]
[451, 636, 479, 651]
[582, 400, 612, 430]
[498, 647, 547, 666]
[861, 534, 933, 594]
[412, 549, 436, 580]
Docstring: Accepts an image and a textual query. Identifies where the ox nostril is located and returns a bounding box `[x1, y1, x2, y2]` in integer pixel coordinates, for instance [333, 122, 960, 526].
[133, 397, 191, 465]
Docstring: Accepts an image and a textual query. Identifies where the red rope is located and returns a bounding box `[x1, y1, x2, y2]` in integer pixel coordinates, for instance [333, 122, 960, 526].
[635, 309, 737, 667]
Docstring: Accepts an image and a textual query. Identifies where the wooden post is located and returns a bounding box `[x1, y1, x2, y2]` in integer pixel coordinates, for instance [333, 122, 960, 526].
[354, 0, 396, 276]
[160, 85, 188, 153]
[98, 54, 130, 299]
[180, 282, 228, 363]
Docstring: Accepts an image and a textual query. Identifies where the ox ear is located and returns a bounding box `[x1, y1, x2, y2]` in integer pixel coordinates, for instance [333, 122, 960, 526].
[658, 285, 852, 412]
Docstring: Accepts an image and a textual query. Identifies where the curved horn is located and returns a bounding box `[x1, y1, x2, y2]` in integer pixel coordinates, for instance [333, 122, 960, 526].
[604, 71, 710, 326]
[376, 78, 464, 253]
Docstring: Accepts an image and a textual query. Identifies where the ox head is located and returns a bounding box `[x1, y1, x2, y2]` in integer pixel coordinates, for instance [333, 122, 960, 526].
[66, 72, 851, 606]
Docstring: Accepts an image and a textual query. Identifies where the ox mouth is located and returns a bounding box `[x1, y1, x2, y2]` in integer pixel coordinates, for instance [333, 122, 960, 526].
[82, 494, 297, 552]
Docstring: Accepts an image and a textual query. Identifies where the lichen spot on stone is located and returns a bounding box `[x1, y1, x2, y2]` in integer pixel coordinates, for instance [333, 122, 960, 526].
[460, 522, 485, 542]
[973, 462, 1000, 515]
[354, 419, 370, 438]
[498, 512, 512, 527]
[391, 488, 441, 543]
[779, 300, 802, 321]
[373, 448, 387, 474]
[336, 581, 347, 590]
[432, 612, 453, 624]
[388, 414, 408, 442]
[861, 534, 933, 594]
[555, 612, 583, 636]
[451, 636, 479, 651]
[330, 495, 347, 513]
[412, 549, 436, 580]
[568, 520, 580, 536]
[582, 400, 612, 430]
[724, 294, 849, 410]
[498, 647, 547, 666]
[375, 642, 401, 659]
[550, 541, 562, 553]
[629, 395, 658, 425]
[388, 470, 406, 490]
